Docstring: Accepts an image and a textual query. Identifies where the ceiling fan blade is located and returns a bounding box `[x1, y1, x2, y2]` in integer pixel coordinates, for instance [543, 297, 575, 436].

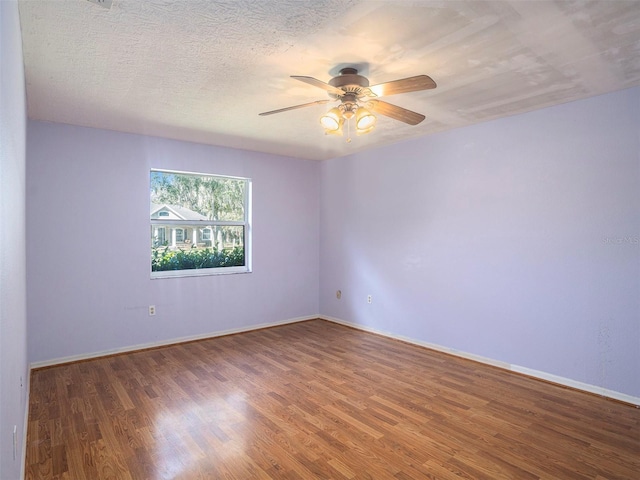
[367, 100, 426, 125]
[291, 76, 345, 96]
[368, 75, 436, 97]
[259, 99, 331, 116]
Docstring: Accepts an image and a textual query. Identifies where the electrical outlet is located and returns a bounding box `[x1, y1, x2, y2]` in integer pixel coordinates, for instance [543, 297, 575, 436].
[149, 305, 156, 316]
[367, 295, 372, 304]
[336, 290, 342, 299]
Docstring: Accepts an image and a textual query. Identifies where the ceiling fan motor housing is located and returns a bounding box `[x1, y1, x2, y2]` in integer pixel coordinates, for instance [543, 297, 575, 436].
[328, 68, 370, 99]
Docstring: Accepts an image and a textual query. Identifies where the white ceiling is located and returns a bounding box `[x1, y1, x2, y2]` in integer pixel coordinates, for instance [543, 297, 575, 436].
[18, 0, 640, 161]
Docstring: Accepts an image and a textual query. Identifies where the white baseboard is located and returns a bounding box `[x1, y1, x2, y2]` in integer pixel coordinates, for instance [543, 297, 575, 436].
[509, 365, 640, 406]
[321, 315, 640, 407]
[29, 314, 318, 370]
[20, 371, 30, 480]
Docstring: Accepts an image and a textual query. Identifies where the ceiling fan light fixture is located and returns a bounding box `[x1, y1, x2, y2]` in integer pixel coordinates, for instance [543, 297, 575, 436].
[260, 68, 436, 139]
[320, 107, 343, 132]
[324, 124, 344, 136]
[356, 107, 376, 134]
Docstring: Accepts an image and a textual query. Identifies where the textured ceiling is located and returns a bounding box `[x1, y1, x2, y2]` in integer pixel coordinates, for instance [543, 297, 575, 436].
[18, 0, 640, 161]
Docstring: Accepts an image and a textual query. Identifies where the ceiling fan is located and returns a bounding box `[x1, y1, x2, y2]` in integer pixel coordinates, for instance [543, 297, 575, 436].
[259, 68, 437, 138]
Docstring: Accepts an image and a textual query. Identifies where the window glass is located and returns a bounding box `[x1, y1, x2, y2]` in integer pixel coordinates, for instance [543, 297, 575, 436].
[150, 170, 251, 278]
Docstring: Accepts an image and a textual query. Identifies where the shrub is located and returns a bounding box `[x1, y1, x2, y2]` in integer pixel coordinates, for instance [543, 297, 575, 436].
[151, 246, 244, 271]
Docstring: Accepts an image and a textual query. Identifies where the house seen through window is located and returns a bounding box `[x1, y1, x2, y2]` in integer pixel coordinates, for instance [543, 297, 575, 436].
[150, 169, 251, 278]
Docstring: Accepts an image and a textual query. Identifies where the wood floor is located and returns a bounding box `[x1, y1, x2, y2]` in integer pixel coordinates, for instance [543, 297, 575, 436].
[26, 320, 639, 479]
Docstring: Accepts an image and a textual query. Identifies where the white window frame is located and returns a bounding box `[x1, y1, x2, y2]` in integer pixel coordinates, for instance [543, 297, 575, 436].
[151, 169, 252, 279]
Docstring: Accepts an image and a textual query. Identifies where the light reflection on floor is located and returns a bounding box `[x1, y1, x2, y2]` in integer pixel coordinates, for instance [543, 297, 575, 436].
[152, 393, 248, 479]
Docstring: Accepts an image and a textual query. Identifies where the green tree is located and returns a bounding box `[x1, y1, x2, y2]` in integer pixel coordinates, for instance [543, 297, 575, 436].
[151, 172, 246, 251]
[150, 172, 245, 221]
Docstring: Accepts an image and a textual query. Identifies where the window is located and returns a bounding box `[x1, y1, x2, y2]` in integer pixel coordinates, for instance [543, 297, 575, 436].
[150, 169, 251, 278]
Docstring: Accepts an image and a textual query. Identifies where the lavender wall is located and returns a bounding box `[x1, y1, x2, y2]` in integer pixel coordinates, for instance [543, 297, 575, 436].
[0, 1, 28, 477]
[320, 88, 640, 399]
[27, 122, 320, 364]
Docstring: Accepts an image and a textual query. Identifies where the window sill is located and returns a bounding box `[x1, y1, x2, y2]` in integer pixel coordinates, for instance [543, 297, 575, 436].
[151, 266, 251, 279]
